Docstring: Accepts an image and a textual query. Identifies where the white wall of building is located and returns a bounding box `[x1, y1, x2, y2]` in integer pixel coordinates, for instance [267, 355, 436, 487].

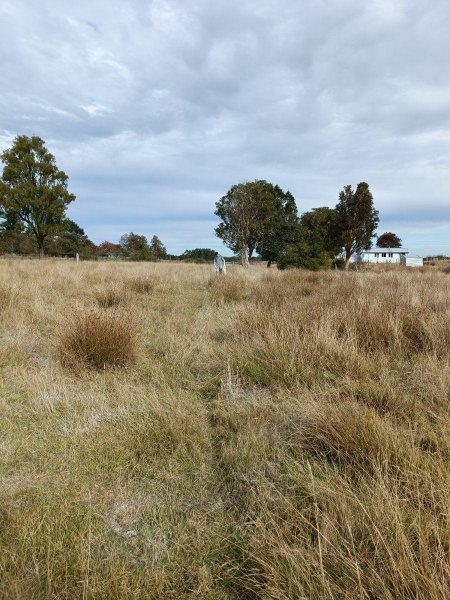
[361, 251, 405, 263]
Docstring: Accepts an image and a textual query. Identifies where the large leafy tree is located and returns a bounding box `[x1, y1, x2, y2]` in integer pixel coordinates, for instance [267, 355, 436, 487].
[0, 135, 75, 258]
[47, 219, 95, 258]
[255, 187, 299, 267]
[119, 232, 153, 261]
[150, 235, 167, 260]
[335, 182, 379, 270]
[277, 234, 331, 271]
[0, 207, 25, 254]
[300, 207, 341, 257]
[215, 180, 298, 267]
[376, 232, 402, 248]
[278, 207, 340, 271]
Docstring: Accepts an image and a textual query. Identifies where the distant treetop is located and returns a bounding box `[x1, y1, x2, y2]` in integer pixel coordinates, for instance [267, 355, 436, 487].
[376, 232, 402, 248]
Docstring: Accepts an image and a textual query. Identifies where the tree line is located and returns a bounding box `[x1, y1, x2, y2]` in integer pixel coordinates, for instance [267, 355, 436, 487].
[0, 136, 170, 261]
[214, 180, 399, 270]
[1, 135, 402, 269]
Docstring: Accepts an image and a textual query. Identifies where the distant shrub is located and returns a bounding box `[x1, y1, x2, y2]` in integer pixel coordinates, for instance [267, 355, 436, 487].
[60, 309, 138, 370]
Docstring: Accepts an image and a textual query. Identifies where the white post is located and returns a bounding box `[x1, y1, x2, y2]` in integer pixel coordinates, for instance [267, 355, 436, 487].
[76, 253, 79, 264]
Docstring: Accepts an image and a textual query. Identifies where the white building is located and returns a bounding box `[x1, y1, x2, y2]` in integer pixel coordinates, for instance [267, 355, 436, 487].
[353, 247, 423, 267]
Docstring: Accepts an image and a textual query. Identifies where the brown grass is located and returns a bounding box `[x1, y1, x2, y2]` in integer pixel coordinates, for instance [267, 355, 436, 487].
[60, 309, 138, 370]
[94, 285, 128, 308]
[0, 285, 14, 313]
[127, 274, 157, 293]
[208, 273, 247, 303]
[0, 260, 448, 599]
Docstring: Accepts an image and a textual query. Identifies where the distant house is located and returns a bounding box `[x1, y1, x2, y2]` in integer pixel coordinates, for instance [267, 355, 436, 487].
[353, 247, 424, 267]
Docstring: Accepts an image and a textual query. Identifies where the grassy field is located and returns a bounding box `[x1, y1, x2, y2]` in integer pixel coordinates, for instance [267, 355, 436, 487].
[0, 259, 449, 599]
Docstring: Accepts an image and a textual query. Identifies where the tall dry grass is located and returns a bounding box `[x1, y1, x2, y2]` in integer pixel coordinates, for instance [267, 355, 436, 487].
[0, 259, 448, 599]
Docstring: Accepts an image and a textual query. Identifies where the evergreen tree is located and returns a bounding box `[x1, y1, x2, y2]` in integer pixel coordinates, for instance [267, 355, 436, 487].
[0, 135, 75, 258]
[255, 187, 299, 267]
[376, 232, 402, 248]
[181, 248, 216, 261]
[150, 235, 167, 260]
[215, 180, 298, 267]
[335, 182, 379, 270]
[277, 207, 340, 271]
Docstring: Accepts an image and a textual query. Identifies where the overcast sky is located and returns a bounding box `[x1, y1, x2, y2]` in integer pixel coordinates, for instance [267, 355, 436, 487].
[1, 0, 449, 255]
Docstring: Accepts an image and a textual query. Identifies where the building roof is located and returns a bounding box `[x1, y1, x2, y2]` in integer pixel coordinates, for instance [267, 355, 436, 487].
[362, 247, 408, 254]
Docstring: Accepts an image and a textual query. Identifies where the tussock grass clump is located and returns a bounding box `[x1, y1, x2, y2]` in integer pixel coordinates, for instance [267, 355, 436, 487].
[127, 275, 157, 293]
[94, 285, 127, 308]
[292, 400, 411, 475]
[60, 309, 138, 370]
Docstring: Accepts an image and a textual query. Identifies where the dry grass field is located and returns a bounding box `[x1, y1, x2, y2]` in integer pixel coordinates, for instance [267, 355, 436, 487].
[0, 259, 449, 599]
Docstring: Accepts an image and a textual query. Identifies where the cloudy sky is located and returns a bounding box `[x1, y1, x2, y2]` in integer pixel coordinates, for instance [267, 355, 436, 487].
[1, 0, 449, 255]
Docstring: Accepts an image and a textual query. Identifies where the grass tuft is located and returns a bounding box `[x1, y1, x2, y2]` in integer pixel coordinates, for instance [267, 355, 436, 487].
[60, 309, 138, 370]
[94, 286, 127, 308]
[127, 275, 157, 293]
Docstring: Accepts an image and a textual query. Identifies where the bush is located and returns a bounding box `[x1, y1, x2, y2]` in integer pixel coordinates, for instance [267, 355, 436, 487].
[60, 309, 138, 370]
[278, 242, 331, 270]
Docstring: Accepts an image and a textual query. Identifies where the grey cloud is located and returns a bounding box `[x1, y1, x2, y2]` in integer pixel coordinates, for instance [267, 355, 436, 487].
[1, 0, 449, 253]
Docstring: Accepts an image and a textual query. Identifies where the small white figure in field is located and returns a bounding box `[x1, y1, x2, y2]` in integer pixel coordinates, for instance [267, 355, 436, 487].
[214, 251, 226, 274]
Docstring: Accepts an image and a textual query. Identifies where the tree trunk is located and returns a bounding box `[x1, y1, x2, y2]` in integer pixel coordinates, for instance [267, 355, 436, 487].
[240, 246, 249, 268]
[38, 241, 45, 260]
[344, 247, 352, 271]
[267, 259, 272, 268]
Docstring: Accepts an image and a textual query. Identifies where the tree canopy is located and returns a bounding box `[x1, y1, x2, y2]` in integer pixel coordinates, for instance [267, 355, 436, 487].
[278, 207, 340, 270]
[150, 235, 167, 260]
[376, 232, 402, 248]
[119, 232, 153, 261]
[255, 186, 298, 267]
[335, 182, 379, 270]
[181, 248, 216, 261]
[215, 180, 298, 267]
[0, 135, 75, 258]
